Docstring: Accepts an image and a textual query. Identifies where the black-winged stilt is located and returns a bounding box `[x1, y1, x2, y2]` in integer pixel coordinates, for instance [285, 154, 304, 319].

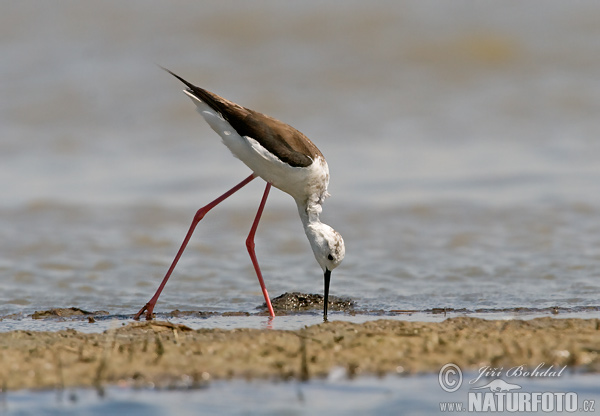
[133, 70, 345, 321]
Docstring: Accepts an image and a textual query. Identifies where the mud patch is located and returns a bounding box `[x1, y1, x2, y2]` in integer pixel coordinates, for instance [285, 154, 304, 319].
[265, 292, 355, 313]
[1, 317, 599, 391]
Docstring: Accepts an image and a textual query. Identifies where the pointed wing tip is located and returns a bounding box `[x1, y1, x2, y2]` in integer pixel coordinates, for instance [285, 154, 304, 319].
[156, 64, 176, 78]
[159, 66, 198, 92]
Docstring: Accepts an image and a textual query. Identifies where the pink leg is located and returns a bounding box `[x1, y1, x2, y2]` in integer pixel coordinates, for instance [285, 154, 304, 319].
[246, 183, 275, 317]
[134, 173, 256, 320]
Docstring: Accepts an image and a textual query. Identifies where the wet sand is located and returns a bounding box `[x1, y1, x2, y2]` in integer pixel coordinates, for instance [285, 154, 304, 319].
[2, 316, 599, 391]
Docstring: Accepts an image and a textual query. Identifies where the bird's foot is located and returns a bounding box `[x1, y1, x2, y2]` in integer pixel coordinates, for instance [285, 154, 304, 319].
[133, 303, 155, 321]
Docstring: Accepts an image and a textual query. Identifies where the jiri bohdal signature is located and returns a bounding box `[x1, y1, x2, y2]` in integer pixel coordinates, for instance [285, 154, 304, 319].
[469, 362, 567, 385]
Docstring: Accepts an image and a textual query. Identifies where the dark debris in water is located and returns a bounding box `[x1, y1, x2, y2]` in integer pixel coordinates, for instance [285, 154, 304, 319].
[31, 307, 109, 320]
[167, 310, 219, 318]
[222, 311, 251, 317]
[263, 292, 356, 313]
[5, 303, 598, 323]
[390, 305, 600, 316]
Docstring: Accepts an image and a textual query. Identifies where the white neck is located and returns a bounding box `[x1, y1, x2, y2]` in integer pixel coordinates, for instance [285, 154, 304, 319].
[295, 195, 345, 272]
[296, 197, 323, 230]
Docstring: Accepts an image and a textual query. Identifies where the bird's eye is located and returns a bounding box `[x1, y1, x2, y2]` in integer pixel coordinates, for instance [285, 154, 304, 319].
[327, 254, 334, 261]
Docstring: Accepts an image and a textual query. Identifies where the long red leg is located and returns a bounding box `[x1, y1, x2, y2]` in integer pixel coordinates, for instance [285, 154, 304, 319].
[134, 173, 256, 320]
[246, 182, 275, 317]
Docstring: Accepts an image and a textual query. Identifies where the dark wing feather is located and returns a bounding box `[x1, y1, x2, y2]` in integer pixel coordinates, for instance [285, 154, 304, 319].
[163, 68, 321, 168]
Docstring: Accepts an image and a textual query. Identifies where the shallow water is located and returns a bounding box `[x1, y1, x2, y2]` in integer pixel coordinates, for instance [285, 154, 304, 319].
[2, 202, 599, 323]
[4, 374, 600, 416]
[3, 1, 600, 413]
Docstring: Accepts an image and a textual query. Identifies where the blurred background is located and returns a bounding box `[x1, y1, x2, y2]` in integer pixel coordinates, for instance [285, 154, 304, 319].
[2, 1, 600, 319]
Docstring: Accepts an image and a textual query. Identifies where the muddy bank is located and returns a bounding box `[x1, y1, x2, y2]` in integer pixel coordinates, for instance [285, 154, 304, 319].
[1, 317, 599, 391]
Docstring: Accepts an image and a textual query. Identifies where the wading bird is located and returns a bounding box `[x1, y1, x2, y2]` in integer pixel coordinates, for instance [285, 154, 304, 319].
[134, 70, 345, 321]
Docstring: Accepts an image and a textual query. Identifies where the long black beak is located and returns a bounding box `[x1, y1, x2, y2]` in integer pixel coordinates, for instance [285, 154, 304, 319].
[323, 269, 331, 321]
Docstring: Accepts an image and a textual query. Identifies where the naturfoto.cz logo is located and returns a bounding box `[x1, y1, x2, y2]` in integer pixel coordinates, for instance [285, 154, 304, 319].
[438, 363, 596, 413]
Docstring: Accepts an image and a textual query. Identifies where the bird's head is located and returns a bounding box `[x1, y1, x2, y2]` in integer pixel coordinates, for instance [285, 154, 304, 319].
[305, 223, 345, 320]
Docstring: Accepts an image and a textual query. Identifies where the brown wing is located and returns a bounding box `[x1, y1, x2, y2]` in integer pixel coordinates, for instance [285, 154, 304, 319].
[165, 69, 322, 168]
